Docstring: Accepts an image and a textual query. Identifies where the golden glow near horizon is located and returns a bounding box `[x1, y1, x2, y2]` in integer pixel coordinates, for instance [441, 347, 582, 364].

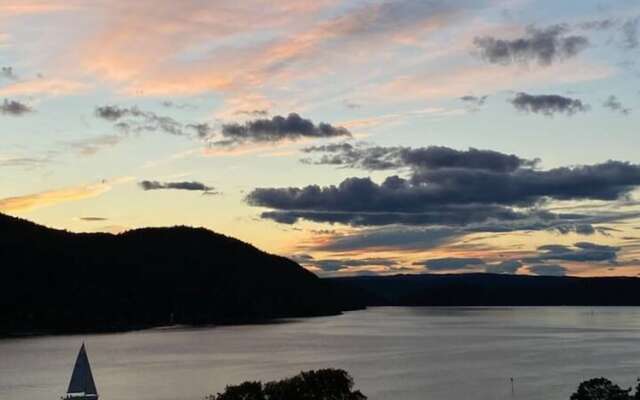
[1, 0, 640, 277]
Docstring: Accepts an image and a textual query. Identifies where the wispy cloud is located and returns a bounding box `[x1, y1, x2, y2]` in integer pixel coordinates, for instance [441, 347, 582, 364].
[0, 178, 130, 213]
[63, 134, 124, 156]
[603, 95, 631, 115]
[95, 105, 211, 138]
[0, 78, 89, 97]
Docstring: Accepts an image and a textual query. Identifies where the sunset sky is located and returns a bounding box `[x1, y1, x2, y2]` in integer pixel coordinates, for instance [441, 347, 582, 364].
[2, 0, 640, 277]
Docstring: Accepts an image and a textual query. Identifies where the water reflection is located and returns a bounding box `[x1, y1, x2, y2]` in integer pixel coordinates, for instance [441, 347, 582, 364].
[2, 307, 640, 400]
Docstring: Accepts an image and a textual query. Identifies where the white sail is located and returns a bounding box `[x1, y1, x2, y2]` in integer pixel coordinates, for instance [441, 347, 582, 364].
[65, 343, 98, 399]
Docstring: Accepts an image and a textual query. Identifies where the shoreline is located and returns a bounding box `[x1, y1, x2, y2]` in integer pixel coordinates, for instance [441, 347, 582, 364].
[6, 304, 640, 340]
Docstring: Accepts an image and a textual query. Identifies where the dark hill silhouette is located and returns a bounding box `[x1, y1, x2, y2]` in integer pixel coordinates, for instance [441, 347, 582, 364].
[5, 213, 640, 337]
[329, 273, 640, 306]
[0, 213, 360, 336]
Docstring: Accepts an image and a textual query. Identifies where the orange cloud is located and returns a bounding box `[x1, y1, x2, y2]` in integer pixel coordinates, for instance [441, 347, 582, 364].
[0, 178, 130, 213]
[0, 2, 73, 16]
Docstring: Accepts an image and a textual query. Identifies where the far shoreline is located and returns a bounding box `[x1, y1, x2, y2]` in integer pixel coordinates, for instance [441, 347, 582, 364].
[6, 303, 640, 341]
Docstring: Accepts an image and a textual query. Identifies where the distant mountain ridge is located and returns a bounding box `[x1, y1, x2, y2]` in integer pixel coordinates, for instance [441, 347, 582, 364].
[0, 213, 359, 336]
[329, 273, 640, 306]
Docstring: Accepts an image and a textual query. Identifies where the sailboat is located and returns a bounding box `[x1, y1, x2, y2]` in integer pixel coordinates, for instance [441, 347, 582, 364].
[62, 343, 99, 400]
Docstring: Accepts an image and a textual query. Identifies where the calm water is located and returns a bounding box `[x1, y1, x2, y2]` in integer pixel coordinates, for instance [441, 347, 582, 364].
[3, 307, 640, 400]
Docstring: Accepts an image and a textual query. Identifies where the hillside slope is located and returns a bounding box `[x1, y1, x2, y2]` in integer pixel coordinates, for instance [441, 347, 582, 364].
[0, 213, 352, 336]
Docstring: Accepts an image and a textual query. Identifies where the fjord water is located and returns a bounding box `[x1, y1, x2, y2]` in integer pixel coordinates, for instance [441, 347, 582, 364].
[3, 307, 640, 400]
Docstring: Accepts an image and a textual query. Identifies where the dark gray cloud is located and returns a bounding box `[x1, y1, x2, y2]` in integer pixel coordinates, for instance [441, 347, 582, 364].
[403, 146, 538, 172]
[1, 99, 33, 116]
[485, 260, 523, 274]
[186, 123, 212, 138]
[291, 253, 315, 261]
[301, 144, 536, 172]
[511, 92, 588, 116]
[64, 134, 123, 156]
[217, 113, 351, 146]
[233, 109, 269, 116]
[160, 101, 196, 110]
[314, 227, 460, 252]
[415, 257, 485, 271]
[603, 95, 631, 115]
[343, 100, 361, 109]
[139, 180, 215, 193]
[253, 141, 640, 233]
[249, 160, 640, 227]
[95, 105, 206, 137]
[95, 105, 131, 121]
[301, 143, 403, 170]
[0, 156, 51, 168]
[525, 242, 620, 263]
[577, 19, 617, 31]
[79, 217, 108, 222]
[265, 210, 632, 245]
[621, 17, 639, 49]
[474, 24, 589, 66]
[528, 264, 567, 276]
[551, 224, 617, 236]
[460, 95, 488, 111]
[552, 224, 596, 235]
[259, 206, 571, 228]
[1, 67, 17, 80]
[292, 255, 398, 272]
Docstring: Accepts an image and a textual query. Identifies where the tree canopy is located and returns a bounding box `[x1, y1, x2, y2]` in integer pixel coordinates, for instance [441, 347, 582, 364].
[208, 369, 366, 400]
[571, 377, 640, 400]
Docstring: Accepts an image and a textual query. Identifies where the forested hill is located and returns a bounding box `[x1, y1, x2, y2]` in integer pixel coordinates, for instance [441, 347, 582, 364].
[0, 213, 358, 336]
[329, 273, 640, 306]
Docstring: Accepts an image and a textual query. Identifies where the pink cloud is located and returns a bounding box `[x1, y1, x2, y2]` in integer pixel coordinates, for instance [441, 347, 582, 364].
[0, 78, 90, 96]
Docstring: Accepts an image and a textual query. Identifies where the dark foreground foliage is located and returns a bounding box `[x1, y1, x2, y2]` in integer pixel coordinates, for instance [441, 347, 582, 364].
[0, 213, 363, 336]
[207, 369, 366, 400]
[571, 377, 640, 400]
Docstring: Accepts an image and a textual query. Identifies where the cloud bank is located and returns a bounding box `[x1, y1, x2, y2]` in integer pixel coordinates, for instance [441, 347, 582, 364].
[252, 144, 640, 229]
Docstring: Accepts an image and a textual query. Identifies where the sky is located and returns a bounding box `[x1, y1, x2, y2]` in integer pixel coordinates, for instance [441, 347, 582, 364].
[2, 0, 640, 278]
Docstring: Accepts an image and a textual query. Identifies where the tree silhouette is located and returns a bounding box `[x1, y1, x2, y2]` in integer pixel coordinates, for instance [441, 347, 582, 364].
[571, 378, 633, 400]
[208, 369, 366, 400]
